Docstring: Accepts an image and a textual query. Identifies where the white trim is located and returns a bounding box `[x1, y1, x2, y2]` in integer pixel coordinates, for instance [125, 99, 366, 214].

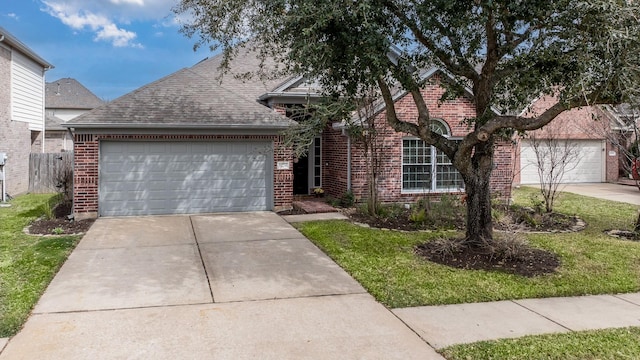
[307, 136, 322, 189]
[600, 139, 606, 182]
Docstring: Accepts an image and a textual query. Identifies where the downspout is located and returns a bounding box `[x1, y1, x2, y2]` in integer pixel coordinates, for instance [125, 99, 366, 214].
[41, 69, 47, 153]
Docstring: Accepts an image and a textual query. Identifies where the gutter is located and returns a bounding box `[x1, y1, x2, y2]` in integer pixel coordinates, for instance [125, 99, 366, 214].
[62, 123, 294, 130]
[0, 26, 54, 69]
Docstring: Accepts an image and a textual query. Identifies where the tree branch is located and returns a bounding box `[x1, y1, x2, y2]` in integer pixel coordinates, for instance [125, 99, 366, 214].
[476, 92, 617, 141]
[381, 0, 478, 81]
[376, 77, 419, 136]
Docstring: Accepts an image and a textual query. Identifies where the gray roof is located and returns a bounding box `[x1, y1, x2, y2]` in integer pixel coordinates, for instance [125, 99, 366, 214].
[0, 26, 53, 69]
[46, 78, 104, 109]
[65, 67, 293, 129]
[45, 114, 66, 131]
[190, 44, 295, 103]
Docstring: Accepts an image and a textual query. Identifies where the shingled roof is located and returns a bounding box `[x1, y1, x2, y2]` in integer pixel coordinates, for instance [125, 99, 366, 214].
[45, 114, 66, 131]
[65, 67, 293, 129]
[190, 44, 295, 103]
[46, 78, 104, 109]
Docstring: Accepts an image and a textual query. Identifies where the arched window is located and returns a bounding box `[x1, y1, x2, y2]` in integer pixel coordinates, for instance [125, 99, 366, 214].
[402, 119, 464, 192]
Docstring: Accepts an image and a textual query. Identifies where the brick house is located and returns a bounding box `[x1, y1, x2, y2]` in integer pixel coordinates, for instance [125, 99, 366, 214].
[0, 26, 53, 196]
[66, 47, 520, 219]
[45, 78, 104, 152]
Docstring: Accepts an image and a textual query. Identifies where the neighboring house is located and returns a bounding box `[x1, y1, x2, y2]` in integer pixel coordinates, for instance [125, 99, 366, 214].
[599, 103, 640, 178]
[66, 47, 516, 219]
[45, 78, 104, 152]
[514, 96, 620, 185]
[0, 26, 53, 196]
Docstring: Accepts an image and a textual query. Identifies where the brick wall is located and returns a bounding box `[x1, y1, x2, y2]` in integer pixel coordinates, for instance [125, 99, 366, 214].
[332, 73, 513, 203]
[44, 131, 70, 153]
[606, 141, 619, 182]
[72, 133, 293, 218]
[0, 46, 32, 196]
[322, 127, 349, 198]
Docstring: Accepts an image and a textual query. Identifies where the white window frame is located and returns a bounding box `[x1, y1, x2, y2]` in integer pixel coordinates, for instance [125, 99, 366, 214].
[401, 120, 464, 193]
[308, 136, 322, 189]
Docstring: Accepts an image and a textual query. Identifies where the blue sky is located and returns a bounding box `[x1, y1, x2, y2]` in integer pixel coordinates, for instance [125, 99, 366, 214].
[2, 0, 214, 100]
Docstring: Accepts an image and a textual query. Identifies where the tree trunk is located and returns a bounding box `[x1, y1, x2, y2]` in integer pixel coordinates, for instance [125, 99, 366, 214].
[462, 146, 495, 247]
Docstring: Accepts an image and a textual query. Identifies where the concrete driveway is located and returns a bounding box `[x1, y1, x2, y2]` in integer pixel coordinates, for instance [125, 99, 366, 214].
[556, 183, 640, 205]
[0, 212, 443, 359]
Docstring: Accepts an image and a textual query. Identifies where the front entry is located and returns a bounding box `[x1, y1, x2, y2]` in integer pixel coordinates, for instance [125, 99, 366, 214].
[292, 137, 321, 195]
[293, 155, 309, 195]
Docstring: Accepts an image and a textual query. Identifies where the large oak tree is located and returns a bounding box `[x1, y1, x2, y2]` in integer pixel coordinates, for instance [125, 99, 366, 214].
[174, 0, 640, 245]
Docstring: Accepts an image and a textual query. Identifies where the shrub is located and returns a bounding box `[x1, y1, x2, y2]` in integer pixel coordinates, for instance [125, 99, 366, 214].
[409, 208, 427, 224]
[340, 190, 355, 208]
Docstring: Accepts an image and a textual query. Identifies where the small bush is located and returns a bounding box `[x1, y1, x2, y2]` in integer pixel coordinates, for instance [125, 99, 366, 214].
[409, 208, 427, 224]
[426, 237, 465, 257]
[51, 227, 64, 235]
[340, 190, 355, 207]
[480, 233, 532, 261]
[376, 203, 404, 219]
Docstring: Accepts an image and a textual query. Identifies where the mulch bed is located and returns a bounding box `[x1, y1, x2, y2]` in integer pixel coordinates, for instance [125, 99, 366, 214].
[27, 201, 94, 235]
[346, 203, 573, 277]
[348, 208, 465, 231]
[28, 218, 95, 235]
[415, 242, 561, 277]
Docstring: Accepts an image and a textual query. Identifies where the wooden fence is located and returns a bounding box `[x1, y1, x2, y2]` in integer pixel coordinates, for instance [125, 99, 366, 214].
[29, 152, 73, 194]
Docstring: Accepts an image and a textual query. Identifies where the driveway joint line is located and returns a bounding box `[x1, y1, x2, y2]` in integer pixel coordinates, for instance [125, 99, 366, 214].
[75, 243, 198, 251]
[32, 301, 218, 316]
[510, 300, 574, 332]
[211, 292, 370, 305]
[190, 216, 215, 304]
[196, 236, 309, 245]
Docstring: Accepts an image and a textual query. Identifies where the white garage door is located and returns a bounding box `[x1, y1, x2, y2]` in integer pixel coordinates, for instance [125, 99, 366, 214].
[99, 141, 273, 216]
[520, 139, 604, 185]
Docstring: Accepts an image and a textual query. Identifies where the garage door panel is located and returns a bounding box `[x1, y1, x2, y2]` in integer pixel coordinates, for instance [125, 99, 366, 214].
[100, 141, 272, 216]
[520, 140, 603, 184]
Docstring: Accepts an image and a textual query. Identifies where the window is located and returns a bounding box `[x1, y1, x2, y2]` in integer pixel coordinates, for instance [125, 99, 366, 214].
[312, 137, 321, 188]
[402, 120, 464, 192]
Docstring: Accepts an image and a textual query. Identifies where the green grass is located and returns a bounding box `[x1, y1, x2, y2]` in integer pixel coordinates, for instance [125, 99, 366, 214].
[0, 194, 81, 337]
[295, 187, 640, 308]
[441, 327, 640, 360]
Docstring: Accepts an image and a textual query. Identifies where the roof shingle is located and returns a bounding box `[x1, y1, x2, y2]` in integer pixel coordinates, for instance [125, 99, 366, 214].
[66, 67, 293, 129]
[46, 78, 104, 109]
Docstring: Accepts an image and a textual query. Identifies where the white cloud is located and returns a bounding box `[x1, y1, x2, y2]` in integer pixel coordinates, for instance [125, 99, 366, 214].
[40, 0, 177, 47]
[110, 0, 145, 5]
[7, 13, 19, 20]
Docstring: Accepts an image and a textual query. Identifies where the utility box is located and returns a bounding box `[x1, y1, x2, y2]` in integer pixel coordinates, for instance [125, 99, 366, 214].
[0, 153, 6, 166]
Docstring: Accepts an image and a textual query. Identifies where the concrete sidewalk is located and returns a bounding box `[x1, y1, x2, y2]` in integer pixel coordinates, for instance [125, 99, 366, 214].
[394, 293, 640, 349]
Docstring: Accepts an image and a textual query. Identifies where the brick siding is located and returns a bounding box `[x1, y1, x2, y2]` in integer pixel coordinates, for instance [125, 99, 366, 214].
[323, 73, 513, 203]
[72, 133, 293, 218]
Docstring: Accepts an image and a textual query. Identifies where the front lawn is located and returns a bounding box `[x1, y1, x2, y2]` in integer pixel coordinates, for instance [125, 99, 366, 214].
[295, 187, 640, 308]
[0, 194, 81, 337]
[441, 327, 640, 360]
